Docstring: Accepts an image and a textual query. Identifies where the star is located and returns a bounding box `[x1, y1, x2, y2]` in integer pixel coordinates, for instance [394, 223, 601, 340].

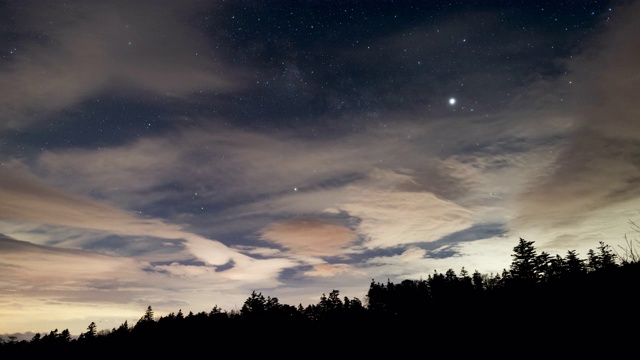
[449, 98, 456, 105]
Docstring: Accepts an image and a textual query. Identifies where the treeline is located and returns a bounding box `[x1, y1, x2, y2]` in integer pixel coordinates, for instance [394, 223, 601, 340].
[2, 238, 639, 354]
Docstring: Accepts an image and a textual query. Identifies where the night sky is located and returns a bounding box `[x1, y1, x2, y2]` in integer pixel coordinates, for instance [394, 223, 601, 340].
[2, 0, 639, 337]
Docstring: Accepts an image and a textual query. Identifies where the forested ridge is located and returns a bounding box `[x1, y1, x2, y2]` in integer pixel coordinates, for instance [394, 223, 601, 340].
[2, 238, 639, 355]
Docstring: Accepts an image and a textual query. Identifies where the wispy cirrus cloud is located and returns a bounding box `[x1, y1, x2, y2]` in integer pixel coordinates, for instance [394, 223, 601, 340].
[331, 168, 475, 250]
[0, 165, 295, 275]
[0, 0, 245, 130]
[508, 1, 640, 252]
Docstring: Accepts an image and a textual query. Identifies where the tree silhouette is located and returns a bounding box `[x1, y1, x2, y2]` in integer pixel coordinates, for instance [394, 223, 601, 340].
[78, 322, 97, 341]
[564, 250, 587, 275]
[509, 237, 538, 284]
[587, 241, 618, 271]
[141, 306, 154, 322]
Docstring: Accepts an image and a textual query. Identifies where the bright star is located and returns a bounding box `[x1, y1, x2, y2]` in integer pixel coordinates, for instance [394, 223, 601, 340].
[449, 98, 456, 105]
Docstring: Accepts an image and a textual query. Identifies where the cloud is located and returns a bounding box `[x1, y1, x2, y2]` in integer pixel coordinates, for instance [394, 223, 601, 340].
[360, 247, 436, 281]
[260, 218, 356, 257]
[358, 235, 517, 282]
[0, 166, 173, 235]
[436, 147, 562, 223]
[302, 263, 356, 277]
[34, 123, 395, 206]
[29, 120, 505, 260]
[0, 234, 150, 335]
[0, 0, 246, 129]
[0, 165, 274, 270]
[337, 169, 474, 249]
[24, 118, 512, 278]
[508, 1, 640, 251]
[0, 235, 142, 289]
